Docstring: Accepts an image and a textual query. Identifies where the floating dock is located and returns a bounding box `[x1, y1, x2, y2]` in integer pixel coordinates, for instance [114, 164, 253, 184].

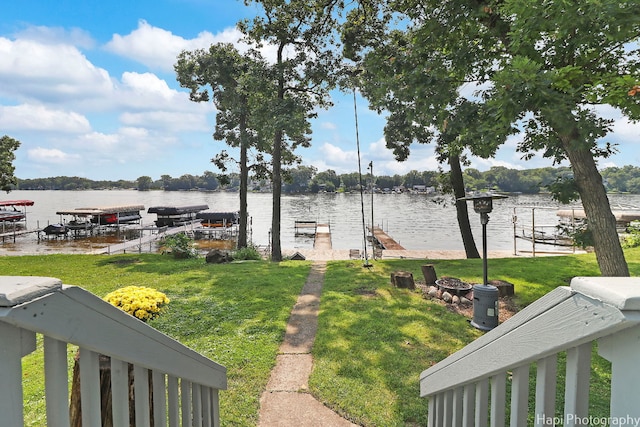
[314, 224, 332, 250]
[368, 226, 405, 250]
[294, 220, 332, 250]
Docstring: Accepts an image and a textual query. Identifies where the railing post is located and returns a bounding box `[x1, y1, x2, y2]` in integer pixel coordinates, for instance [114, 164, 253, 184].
[44, 337, 71, 427]
[563, 342, 591, 427]
[598, 326, 640, 421]
[490, 372, 507, 427]
[111, 358, 130, 427]
[510, 364, 530, 426]
[534, 354, 557, 427]
[79, 348, 102, 427]
[0, 323, 32, 426]
[475, 379, 489, 427]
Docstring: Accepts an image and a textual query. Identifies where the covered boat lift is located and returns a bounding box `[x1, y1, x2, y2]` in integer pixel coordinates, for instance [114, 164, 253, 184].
[148, 204, 208, 227]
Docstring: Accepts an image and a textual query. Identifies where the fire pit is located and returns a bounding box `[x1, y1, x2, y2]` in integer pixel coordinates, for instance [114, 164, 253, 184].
[435, 277, 472, 296]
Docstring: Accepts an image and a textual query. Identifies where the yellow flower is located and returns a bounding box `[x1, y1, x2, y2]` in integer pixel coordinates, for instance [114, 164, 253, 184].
[104, 286, 170, 321]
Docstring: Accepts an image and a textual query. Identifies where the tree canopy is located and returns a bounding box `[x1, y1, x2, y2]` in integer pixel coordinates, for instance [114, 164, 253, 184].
[0, 135, 20, 192]
[341, 0, 640, 275]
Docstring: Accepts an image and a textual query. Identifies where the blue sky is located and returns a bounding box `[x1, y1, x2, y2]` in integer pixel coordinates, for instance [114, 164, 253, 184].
[1, 0, 639, 181]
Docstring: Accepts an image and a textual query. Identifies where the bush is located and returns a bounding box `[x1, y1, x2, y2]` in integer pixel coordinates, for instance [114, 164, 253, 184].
[161, 233, 198, 259]
[231, 245, 262, 261]
[622, 222, 640, 249]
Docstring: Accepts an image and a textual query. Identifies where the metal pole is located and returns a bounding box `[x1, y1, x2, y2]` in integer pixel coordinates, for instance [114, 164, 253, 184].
[370, 161, 374, 259]
[353, 89, 370, 266]
[532, 208, 536, 257]
[481, 212, 489, 286]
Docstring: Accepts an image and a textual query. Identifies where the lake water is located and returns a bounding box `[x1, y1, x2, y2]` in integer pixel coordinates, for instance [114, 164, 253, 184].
[2, 190, 639, 255]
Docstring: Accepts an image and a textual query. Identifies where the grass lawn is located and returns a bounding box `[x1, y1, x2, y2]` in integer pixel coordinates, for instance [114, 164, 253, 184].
[3, 247, 640, 426]
[0, 254, 311, 426]
[310, 247, 640, 426]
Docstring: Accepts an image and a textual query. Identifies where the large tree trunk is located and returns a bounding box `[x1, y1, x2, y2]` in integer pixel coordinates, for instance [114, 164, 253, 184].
[271, 129, 283, 261]
[449, 154, 480, 258]
[238, 113, 249, 249]
[560, 129, 629, 276]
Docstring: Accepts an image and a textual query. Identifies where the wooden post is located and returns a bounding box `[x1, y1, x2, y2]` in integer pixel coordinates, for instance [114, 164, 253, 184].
[421, 264, 438, 285]
[391, 271, 415, 289]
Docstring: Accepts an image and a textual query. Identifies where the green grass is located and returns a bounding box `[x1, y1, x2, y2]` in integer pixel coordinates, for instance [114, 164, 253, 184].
[0, 254, 310, 426]
[308, 248, 640, 426]
[4, 248, 640, 426]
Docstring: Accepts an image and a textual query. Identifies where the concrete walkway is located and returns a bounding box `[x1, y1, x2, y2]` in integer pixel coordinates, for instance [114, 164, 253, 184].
[258, 261, 357, 426]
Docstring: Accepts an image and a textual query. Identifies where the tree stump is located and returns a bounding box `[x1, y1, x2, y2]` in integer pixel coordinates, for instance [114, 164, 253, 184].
[391, 271, 415, 289]
[421, 264, 438, 285]
[70, 354, 153, 427]
[489, 279, 515, 297]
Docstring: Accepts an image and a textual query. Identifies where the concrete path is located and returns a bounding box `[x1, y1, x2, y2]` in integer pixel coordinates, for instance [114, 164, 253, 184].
[258, 261, 357, 426]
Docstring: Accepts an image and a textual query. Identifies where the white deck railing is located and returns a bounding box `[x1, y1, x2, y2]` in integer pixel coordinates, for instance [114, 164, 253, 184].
[0, 276, 227, 426]
[420, 277, 640, 427]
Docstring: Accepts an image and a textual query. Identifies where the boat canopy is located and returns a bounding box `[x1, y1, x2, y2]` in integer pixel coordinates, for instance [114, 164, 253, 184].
[147, 204, 209, 215]
[0, 200, 35, 207]
[56, 205, 145, 216]
[557, 209, 640, 223]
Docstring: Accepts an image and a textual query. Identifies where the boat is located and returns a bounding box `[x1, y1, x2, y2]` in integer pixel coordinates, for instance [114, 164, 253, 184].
[557, 208, 640, 232]
[0, 200, 34, 222]
[42, 223, 68, 236]
[196, 211, 240, 227]
[148, 204, 209, 227]
[56, 205, 145, 226]
[66, 219, 95, 231]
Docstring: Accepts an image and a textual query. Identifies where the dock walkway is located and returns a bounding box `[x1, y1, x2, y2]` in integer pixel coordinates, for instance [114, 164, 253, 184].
[368, 226, 405, 250]
[313, 224, 332, 250]
[90, 224, 197, 254]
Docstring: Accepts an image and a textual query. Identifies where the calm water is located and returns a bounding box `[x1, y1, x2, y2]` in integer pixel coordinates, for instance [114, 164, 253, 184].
[2, 190, 639, 255]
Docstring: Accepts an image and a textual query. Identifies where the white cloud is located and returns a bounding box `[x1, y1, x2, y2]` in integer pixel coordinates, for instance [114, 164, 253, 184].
[104, 20, 243, 71]
[13, 25, 95, 49]
[120, 110, 210, 131]
[27, 147, 80, 164]
[0, 37, 114, 103]
[0, 104, 91, 133]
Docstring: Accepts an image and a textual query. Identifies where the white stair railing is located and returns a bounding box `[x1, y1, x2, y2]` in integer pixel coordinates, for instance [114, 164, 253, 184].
[420, 277, 640, 427]
[0, 276, 227, 427]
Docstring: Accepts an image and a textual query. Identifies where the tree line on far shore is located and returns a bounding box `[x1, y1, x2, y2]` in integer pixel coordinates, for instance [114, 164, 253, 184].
[14, 164, 640, 195]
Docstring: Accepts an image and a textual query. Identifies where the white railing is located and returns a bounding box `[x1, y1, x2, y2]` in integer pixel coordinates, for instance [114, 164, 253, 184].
[0, 276, 227, 426]
[420, 277, 640, 427]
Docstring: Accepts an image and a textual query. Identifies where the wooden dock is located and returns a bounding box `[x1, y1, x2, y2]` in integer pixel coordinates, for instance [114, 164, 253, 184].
[314, 224, 332, 250]
[368, 226, 405, 250]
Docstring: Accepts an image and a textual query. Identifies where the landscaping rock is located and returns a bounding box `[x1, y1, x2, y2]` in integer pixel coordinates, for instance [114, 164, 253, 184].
[206, 249, 232, 264]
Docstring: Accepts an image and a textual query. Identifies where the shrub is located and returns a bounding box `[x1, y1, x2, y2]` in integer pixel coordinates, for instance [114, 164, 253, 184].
[231, 245, 262, 261]
[161, 233, 198, 258]
[622, 222, 640, 249]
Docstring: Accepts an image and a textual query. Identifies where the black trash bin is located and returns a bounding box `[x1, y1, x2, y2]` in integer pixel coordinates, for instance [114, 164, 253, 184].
[471, 284, 499, 331]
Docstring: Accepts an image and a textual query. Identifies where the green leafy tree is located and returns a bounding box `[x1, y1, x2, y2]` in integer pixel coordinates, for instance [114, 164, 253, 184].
[240, 0, 342, 260]
[0, 135, 20, 192]
[339, 172, 360, 191]
[342, 0, 640, 276]
[136, 176, 152, 191]
[176, 43, 272, 248]
[283, 165, 316, 193]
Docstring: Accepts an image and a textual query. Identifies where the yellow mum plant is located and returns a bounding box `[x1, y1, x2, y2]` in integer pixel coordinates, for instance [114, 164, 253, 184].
[104, 286, 170, 322]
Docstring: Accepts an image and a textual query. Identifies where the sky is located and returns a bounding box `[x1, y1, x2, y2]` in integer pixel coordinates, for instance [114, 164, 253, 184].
[1, 0, 639, 181]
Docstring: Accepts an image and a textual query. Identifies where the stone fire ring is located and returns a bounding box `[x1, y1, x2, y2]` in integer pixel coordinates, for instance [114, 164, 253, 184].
[435, 277, 473, 296]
